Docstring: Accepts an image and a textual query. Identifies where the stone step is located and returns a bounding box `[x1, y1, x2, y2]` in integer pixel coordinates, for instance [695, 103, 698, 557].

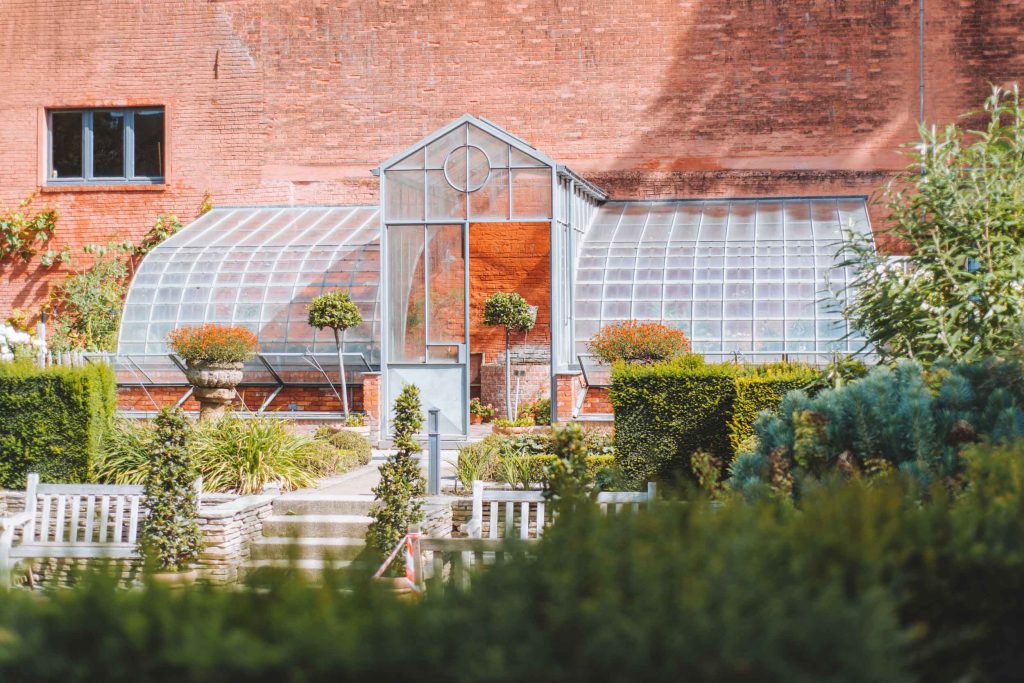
[243, 558, 358, 581]
[272, 494, 375, 517]
[261, 514, 373, 538]
[249, 536, 366, 561]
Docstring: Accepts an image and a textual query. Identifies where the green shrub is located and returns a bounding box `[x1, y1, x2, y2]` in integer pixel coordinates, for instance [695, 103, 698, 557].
[519, 397, 551, 426]
[728, 363, 821, 453]
[731, 358, 1024, 498]
[457, 430, 615, 489]
[314, 427, 373, 471]
[94, 418, 152, 485]
[367, 384, 426, 570]
[138, 408, 202, 572]
[0, 361, 115, 487]
[190, 415, 324, 494]
[611, 356, 820, 488]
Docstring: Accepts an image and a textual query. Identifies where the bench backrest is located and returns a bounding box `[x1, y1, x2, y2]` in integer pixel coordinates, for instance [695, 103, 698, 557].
[23, 474, 145, 546]
[469, 481, 656, 540]
[21, 473, 201, 547]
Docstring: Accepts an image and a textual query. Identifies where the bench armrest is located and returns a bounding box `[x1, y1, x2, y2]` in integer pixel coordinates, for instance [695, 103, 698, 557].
[0, 511, 33, 533]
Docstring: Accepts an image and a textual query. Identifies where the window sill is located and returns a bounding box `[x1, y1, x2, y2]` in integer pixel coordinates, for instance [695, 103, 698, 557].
[41, 183, 166, 194]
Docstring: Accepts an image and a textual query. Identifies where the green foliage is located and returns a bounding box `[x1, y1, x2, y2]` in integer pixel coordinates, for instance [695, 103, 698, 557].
[469, 397, 496, 419]
[611, 355, 819, 488]
[96, 416, 338, 491]
[456, 431, 614, 490]
[0, 361, 115, 487]
[0, 193, 60, 264]
[366, 385, 426, 569]
[543, 423, 600, 512]
[138, 408, 202, 572]
[47, 255, 129, 352]
[482, 291, 535, 332]
[733, 358, 1024, 497]
[343, 413, 365, 427]
[133, 214, 182, 257]
[588, 319, 690, 364]
[190, 415, 328, 494]
[519, 397, 551, 425]
[841, 86, 1024, 364]
[94, 419, 153, 485]
[306, 290, 363, 332]
[313, 427, 374, 469]
[728, 364, 821, 453]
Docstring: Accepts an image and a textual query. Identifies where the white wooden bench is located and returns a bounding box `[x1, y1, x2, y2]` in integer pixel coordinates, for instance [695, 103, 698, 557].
[0, 473, 201, 579]
[467, 480, 656, 540]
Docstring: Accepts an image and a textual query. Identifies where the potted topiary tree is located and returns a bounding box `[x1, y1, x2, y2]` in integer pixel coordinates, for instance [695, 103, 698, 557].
[168, 324, 258, 421]
[366, 383, 425, 581]
[138, 407, 203, 585]
[307, 290, 363, 419]
[482, 292, 536, 421]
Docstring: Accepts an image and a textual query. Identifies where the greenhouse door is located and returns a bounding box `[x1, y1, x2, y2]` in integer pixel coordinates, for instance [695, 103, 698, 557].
[385, 223, 469, 437]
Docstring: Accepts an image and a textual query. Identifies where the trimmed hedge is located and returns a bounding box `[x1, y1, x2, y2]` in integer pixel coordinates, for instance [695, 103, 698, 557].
[610, 355, 818, 487]
[728, 365, 822, 453]
[0, 361, 116, 487]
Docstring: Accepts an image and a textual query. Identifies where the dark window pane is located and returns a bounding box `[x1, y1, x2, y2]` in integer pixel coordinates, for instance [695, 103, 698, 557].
[92, 111, 125, 177]
[133, 110, 164, 178]
[51, 112, 83, 179]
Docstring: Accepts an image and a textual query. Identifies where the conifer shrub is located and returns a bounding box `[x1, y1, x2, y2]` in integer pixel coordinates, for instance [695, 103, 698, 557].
[730, 358, 1024, 498]
[138, 408, 203, 572]
[611, 355, 818, 488]
[0, 361, 116, 487]
[366, 384, 426, 570]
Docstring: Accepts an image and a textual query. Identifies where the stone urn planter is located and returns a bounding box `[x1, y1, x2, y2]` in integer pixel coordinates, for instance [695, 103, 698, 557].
[149, 568, 199, 587]
[184, 360, 244, 422]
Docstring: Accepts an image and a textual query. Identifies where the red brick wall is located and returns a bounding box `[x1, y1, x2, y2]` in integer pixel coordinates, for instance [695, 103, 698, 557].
[117, 385, 362, 414]
[468, 222, 551, 363]
[1, 0, 1022, 320]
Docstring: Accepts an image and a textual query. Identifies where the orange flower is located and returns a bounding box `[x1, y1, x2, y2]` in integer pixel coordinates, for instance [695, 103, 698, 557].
[167, 324, 258, 364]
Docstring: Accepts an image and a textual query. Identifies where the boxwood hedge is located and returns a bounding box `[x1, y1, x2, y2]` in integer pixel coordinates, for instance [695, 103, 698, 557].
[0, 361, 116, 487]
[610, 355, 818, 487]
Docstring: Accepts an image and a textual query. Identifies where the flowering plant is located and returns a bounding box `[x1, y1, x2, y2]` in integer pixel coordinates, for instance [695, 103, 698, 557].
[167, 324, 258, 365]
[588, 320, 690, 365]
[0, 323, 45, 362]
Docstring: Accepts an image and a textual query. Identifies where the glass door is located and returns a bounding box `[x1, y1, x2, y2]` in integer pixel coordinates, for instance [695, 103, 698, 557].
[386, 223, 469, 436]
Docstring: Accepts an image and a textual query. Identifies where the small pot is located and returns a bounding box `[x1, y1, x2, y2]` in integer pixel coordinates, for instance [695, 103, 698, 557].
[470, 413, 484, 425]
[149, 568, 198, 587]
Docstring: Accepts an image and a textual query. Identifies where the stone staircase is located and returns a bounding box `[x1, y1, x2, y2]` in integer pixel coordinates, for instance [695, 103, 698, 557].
[245, 493, 375, 578]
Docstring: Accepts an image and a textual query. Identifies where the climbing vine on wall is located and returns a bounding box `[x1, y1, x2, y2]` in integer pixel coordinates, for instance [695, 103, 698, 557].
[0, 193, 63, 266]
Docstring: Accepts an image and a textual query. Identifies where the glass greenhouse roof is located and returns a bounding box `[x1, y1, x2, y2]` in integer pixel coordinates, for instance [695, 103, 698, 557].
[574, 198, 872, 363]
[118, 206, 381, 366]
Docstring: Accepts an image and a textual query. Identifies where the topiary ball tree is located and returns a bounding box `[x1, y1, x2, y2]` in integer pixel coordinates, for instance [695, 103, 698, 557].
[138, 407, 203, 573]
[367, 383, 426, 575]
[307, 290, 363, 418]
[482, 292, 536, 420]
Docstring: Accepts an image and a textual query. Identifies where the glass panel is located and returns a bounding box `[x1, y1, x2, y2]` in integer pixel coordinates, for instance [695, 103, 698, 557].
[469, 168, 510, 219]
[385, 170, 425, 221]
[468, 125, 509, 167]
[133, 110, 164, 178]
[427, 224, 465, 345]
[425, 125, 465, 168]
[50, 112, 83, 179]
[511, 168, 551, 219]
[388, 225, 426, 363]
[92, 111, 125, 178]
[426, 170, 465, 220]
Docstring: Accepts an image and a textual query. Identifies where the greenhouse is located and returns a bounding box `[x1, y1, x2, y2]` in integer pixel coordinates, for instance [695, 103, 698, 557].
[117, 115, 872, 438]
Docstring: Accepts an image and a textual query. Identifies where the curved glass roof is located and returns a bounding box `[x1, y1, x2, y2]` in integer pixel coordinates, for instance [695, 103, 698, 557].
[574, 198, 872, 364]
[117, 205, 381, 365]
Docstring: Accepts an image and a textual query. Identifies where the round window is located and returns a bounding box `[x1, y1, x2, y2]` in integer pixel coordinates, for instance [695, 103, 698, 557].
[444, 145, 491, 192]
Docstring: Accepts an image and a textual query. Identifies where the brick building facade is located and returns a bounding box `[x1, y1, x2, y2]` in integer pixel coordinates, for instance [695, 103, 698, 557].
[0, 0, 1021, 429]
